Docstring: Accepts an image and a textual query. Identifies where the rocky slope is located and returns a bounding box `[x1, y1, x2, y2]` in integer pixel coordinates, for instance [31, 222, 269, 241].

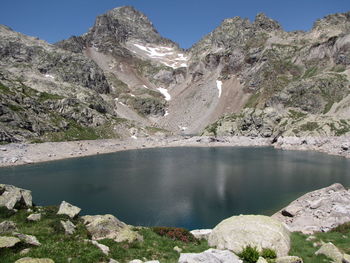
[1, 7, 350, 143]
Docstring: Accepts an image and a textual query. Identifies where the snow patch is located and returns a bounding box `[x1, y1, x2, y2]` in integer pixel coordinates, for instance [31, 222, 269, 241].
[142, 85, 150, 89]
[164, 110, 169, 116]
[44, 74, 55, 79]
[180, 126, 188, 131]
[157, 87, 171, 101]
[216, 80, 222, 98]
[129, 93, 136, 97]
[118, 102, 126, 106]
[131, 135, 137, 139]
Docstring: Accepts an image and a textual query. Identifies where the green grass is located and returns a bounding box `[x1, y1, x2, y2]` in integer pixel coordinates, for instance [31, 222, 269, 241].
[303, 67, 318, 79]
[38, 92, 64, 102]
[289, 222, 350, 263]
[329, 120, 350, 136]
[300, 122, 320, 132]
[0, 206, 209, 263]
[288, 109, 307, 120]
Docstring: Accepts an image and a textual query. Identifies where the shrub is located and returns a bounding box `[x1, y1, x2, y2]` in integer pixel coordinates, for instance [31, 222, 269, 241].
[261, 248, 277, 259]
[152, 227, 197, 243]
[238, 245, 260, 263]
[331, 222, 350, 234]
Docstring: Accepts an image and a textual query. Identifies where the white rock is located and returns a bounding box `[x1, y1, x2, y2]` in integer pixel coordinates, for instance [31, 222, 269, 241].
[208, 215, 290, 257]
[0, 236, 21, 248]
[178, 248, 242, 263]
[90, 240, 110, 255]
[27, 213, 41, 222]
[257, 257, 268, 263]
[315, 242, 344, 263]
[173, 246, 182, 253]
[0, 184, 32, 209]
[275, 256, 303, 263]
[190, 229, 212, 240]
[57, 201, 81, 218]
[61, 220, 76, 235]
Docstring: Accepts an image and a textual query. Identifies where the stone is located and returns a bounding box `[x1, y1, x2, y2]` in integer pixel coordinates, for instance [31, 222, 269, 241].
[275, 256, 303, 263]
[14, 233, 41, 246]
[0, 220, 17, 234]
[81, 214, 142, 243]
[257, 257, 268, 263]
[61, 220, 76, 235]
[89, 240, 110, 255]
[0, 184, 32, 209]
[14, 258, 55, 263]
[144, 261, 160, 263]
[0, 236, 21, 248]
[173, 246, 182, 253]
[27, 213, 42, 222]
[208, 215, 290, 257]
[108, 259, 119, 263]
[178, 248, 242, 263]
[129, 260, 143, 263]
[272, 183, 350, 233]
[343, 254, 350, 263]
[57, 201, 81, 218]
[190, 229, 212, 240]
[20, 248, 31, 255]
[315, 242, 343, 263]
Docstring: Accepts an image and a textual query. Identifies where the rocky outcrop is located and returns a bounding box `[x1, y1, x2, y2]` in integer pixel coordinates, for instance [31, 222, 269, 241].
[57, 201, 81, 218]
[0, 184, 32, 209]
[208, 215, 290, 257]
[178, 249, 242, 263]
[81, 214, 142, 243]
[272, 183, 350, 233]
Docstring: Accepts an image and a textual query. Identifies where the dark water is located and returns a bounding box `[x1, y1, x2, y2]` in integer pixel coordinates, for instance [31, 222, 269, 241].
[0, 147, 350, 229]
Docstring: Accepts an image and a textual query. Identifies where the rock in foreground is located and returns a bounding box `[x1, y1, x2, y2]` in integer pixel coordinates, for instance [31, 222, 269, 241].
[178, 248, 242, 263]
[272, 183, 350, 233]
[81, 214, 142, 243]
[0, 184, 32, 209]
[208, 215, 290, 257]
[57, 201, 81, 218]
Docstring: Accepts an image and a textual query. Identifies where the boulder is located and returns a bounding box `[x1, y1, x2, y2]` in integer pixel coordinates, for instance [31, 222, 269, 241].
[315, 242, 344, 263]
[0, 236, 21, 248]
[61, 220, 76, 235]
[178, 248, 242, 263]
[27, 213, 41, 222]
[14, 233, 41, 246]
[81, 214, 142, 243]
[276, 256, 303, 263]
[0, 220, 17, 234]
[208, 215, 290, 257]
[272, 183, 350, 233]
[15, 258, 55, 263]
[57, 201, 81, 218]
[190, 229, 212, 240]
[0, 184, 32, 209]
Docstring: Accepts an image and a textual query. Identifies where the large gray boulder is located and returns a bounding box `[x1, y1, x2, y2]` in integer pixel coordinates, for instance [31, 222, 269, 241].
[0, 184, 32, 209]
[208, 215, 290, 257]
[272, 183, 350, 233]
[57, 201, 81, 218]
[81, 214, 142, 243]
[178, 248, 242, 263]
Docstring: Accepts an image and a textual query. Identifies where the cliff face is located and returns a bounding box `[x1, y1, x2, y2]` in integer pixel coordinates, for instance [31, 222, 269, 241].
[1, 7, 350, 143]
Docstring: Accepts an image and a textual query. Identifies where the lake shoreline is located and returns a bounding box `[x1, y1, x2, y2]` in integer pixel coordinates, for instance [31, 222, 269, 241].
[0, 135, 349, 167]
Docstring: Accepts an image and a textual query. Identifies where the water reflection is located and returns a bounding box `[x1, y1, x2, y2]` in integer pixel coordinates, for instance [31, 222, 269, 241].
[0, 147, 350, 229]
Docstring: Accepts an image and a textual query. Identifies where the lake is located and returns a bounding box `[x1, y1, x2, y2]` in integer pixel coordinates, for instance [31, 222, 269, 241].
[0, 146, 350, 230]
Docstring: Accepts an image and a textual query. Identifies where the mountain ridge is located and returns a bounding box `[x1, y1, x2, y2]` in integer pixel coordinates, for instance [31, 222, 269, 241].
[0, 7, 350, 143]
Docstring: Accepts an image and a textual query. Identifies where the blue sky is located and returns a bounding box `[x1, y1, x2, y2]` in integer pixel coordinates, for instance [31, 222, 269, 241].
[1, 0, 350, 48]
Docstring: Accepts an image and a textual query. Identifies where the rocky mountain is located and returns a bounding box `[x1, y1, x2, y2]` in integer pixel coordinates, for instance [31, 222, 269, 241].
[1, 6, 350, 143]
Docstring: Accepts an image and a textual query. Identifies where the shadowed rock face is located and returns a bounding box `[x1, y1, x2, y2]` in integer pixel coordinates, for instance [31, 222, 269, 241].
[1, 8, 350, 142]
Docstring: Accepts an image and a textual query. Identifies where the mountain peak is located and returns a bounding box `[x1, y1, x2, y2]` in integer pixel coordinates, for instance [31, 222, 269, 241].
[254, 13, 282, 31]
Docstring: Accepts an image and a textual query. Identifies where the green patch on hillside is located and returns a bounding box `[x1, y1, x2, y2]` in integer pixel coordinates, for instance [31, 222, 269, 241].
[290, 222, 350, 263]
